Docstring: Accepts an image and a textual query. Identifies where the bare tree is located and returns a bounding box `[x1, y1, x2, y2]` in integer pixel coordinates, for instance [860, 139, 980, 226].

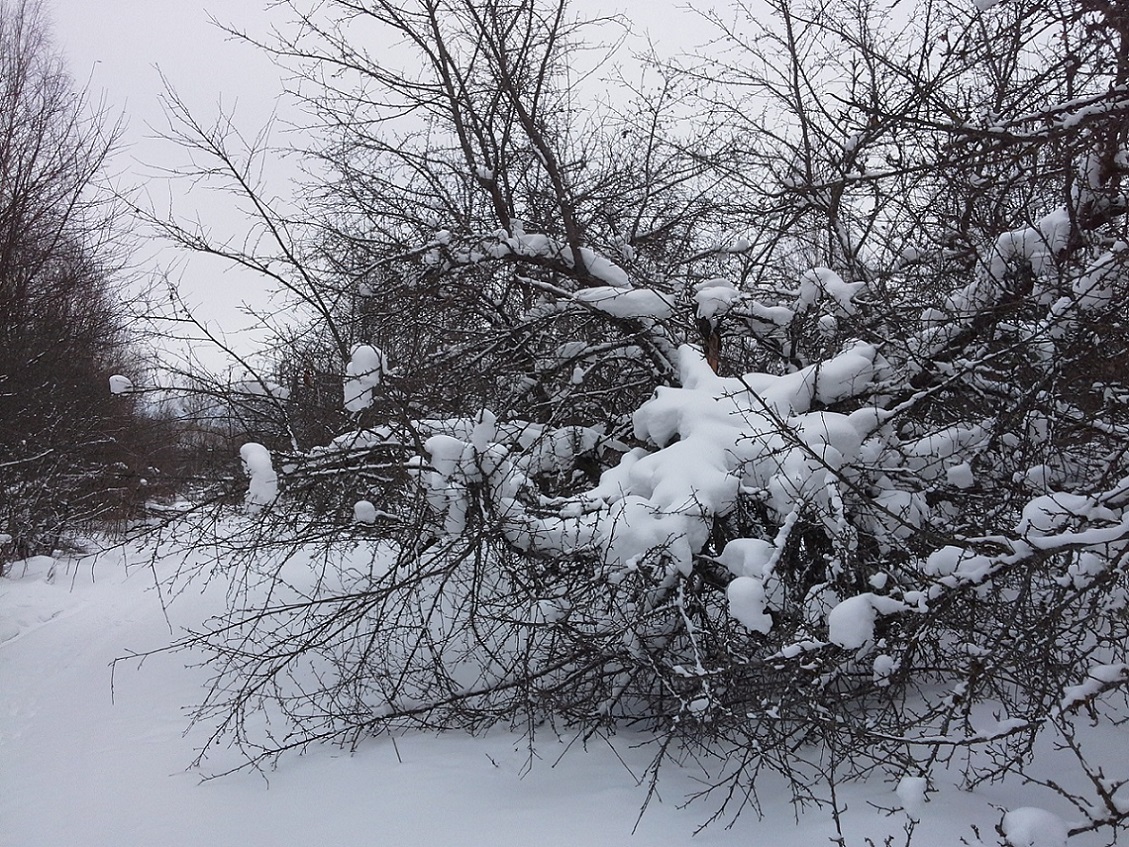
[0, 0, 154, 563]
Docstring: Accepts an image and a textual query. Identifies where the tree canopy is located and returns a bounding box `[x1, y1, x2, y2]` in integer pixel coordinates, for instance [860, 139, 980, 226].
[144, 0, 1129, 837]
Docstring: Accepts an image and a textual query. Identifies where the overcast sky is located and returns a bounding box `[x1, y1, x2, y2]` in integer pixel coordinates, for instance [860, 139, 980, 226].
[45, 0, 297, 369]
[43, 0, 719, 371]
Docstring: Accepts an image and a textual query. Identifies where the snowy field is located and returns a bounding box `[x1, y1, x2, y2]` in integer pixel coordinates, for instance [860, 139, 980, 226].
[0, 540, 1115, 847]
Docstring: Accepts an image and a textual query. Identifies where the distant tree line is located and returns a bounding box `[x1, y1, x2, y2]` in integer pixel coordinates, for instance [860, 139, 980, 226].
[0, 0, 177, 566]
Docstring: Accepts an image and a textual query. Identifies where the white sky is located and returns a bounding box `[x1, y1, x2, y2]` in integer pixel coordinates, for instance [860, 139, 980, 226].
[47, 0, 296, 370]
[44, 0, 723, 371]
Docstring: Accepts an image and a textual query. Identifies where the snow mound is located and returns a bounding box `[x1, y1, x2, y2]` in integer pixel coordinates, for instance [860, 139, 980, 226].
[1001, 807, 1069, 847]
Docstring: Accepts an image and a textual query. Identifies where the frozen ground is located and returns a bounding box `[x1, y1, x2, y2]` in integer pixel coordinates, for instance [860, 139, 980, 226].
[0, 542, 1112, 847]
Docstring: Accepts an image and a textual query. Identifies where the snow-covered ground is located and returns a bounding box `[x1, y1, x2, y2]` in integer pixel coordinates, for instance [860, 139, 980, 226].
[0, 542, 1109, 847]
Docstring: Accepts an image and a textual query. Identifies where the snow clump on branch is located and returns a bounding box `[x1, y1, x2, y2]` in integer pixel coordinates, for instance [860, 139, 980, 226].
[344, 345, 388, 412]
[239, 443, 278, 513]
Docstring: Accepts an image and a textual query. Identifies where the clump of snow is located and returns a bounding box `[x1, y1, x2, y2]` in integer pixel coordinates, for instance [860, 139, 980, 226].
[1000, 807, 1069, 847]
[422, 411, 535, 539]
[947, 461, 975, 489]
[602, 496, 705, 577]
[827, 593, 906, 649]
[344, 345, 388, 412]
[1060, 663, 1129, 711]
[796, 268, 865, 314]
[924, 546, 964, 577]
[871, 487, 929, 543]
[1072, 252, 1118, 312]
[322, 427, 398, 454]
[827, 594, 877, 648]
[501, 232, 632, 288]
[923, 545, 996, 589]
[895, 775, 927, 819]
[1059, 550, 1109, 590]
[108, 374, 133, 395]
[747, 301, 796, 332]
[470, 407, 498, 452]
[578, 247, 631, 289]
[716, 537, 776, 579]
[574, 286, 674, 319]
[812, 341, 877, 404]
[727, 576, 773, 633]
[1016, 492, 1095, 536]
[354, 500, 378, 524]
[693, 278, 741, 321]
[240, 443, 278, 513]
[987, 209, 1071, 286]
[899, 423, 989, 482]
[873, 653, 898, 686]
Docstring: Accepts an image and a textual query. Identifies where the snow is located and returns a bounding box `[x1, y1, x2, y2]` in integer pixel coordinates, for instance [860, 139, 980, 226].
[578, 247, 631, 288]
[573, 285, 675, 319]
[1014, 491, 1119, 539]
[747, 300, 796, 330]
[0, 542, 1118, 847]
[827, 593, 878, 648]
[716, 537, 776, 578]
[1073, 252, 1118, 312]
[502, 232, 632, 288]
[727, 576, 773, 633]
[827, 593, 907, 649]
[900, 423, 989, 481]
[353, 500, 378, 524]
[924, 545, 966, 578]
[344, 344, 387, 412]
[108, 374, 133, 394]
[947, 461, 975, 489]
[896, 775, 927, 819]
[812, 341, 878, 404]
[0, 548, 756, 847]
[981, 208, 1073, 298]
[240, 442, 278, 512]
[873, 653, 898, 686]
[1001, 807, 1069, 847]
[693, 278, 742, 320]
[409, 342, 893, 625]
[797, 267, 865, 314]
[1060, 663, 1129, 712]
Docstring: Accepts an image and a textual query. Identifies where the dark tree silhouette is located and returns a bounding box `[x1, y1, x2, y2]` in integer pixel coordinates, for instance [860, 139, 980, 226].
[0, 0, 151, 564]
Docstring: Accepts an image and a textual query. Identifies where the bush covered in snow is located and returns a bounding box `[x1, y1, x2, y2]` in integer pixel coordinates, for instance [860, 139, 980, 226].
[155, 0, 1129, 838]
